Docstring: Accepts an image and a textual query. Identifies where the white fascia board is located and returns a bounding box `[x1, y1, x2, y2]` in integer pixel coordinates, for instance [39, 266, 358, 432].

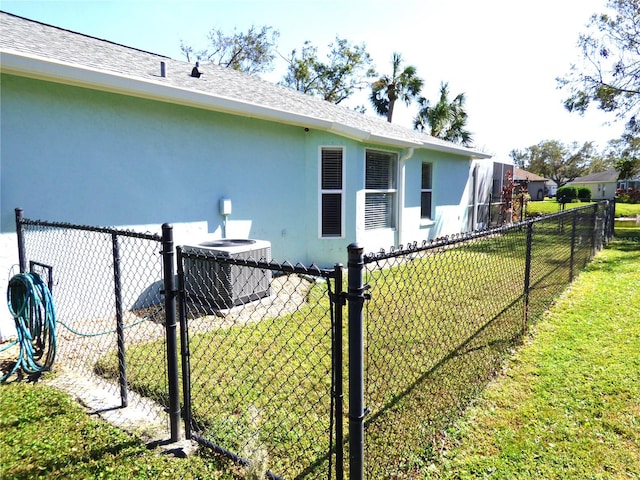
[418, 141, 493, 159]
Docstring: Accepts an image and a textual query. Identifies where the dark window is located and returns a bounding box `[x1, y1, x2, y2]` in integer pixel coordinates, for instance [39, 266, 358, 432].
[320, 148, 343, 237]
[421, 163, 433, 220]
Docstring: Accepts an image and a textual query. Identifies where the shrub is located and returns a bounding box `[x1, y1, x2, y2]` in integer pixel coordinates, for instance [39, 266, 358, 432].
[577, 187, 592, 202]
[616, 187, 640, 204]
[556, 186, 578, 203]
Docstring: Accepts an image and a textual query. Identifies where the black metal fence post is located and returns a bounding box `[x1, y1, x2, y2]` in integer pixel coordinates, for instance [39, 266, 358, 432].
[176, 246, 192, 440]
[333, 263, 344, 480]
[569, 211, 578, 282]
[347, 243, 365, 480]
[162, 223, 182, 442]
[15, 208, 27, 273]
[608, 199, 616, 241]
[522, 221, 534, 334]
[111, 233, 128, 407]
[590, 204, 599, 258]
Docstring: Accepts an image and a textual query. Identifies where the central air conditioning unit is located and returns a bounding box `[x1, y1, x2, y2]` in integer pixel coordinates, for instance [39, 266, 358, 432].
[182, 239, 272, 310]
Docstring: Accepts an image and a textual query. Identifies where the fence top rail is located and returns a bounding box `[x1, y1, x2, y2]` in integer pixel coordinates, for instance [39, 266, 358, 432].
[177, 245, 338, 279]
[364, 201, 608, 263]
[18, 216, 162, 242]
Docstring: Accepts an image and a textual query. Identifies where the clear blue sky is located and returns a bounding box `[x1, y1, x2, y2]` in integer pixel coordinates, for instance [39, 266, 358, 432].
[1, 0, 621, 160]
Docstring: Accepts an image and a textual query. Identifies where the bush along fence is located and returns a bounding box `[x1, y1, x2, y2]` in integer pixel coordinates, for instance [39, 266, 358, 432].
[10, 201, 615, 479]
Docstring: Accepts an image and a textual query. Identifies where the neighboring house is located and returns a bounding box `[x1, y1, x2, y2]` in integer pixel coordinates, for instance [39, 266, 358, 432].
[0, 11, 494, 269]
[618, 174, 640, 191]
[568, 169, 618, 200]
[513, 167, 547, 201]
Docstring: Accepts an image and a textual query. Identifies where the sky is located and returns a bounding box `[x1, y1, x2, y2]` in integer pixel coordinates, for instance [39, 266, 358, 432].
[1, 0, 623, 160]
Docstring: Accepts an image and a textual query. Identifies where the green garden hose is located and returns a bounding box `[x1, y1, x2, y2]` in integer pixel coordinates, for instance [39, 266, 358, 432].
[1, 273, 57, 382]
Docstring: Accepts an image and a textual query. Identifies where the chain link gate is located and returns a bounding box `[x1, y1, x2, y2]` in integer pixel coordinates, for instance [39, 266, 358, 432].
[176, 245, 344, 479]
[14, 209, 172, 431]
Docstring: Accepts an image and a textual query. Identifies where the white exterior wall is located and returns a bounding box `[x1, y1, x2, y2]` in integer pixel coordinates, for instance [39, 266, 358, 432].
[1, 73, 490, 272]
[1, 74, 312, 261]
[570, 181, 617, 200]
[0, 232, 18, 341]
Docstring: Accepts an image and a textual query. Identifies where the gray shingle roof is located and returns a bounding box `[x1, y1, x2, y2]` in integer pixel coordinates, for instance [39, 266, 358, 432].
[571, 169, 619, 183]
[0, 11, 490, 158]
[513, 167, 546, 182]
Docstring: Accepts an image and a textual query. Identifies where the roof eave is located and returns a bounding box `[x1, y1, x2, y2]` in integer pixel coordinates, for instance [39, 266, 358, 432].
[0, 50, 334, 127]
[0, 50, 491, 158]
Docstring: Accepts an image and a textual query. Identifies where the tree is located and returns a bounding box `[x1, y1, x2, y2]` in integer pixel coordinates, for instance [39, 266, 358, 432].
[615, 157, 640, 180]
[414, 82, 473, 146]
[280, 37, 375, 104]
[558, 0, 640, 134]
[370, 52, 424, 123]
[180, 25, 279, 75]
[601, 134, 640, 179]
[514, 140, 594, 187]
[509, 148, 529, 169]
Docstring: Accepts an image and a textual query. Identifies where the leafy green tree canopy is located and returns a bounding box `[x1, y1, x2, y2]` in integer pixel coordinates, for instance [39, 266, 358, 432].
[558, 0, 640, 133]
[615, 157, 640, 180]
[414, 82, 473, 146]
[180, 25, 280, 75]
[509, 140, 595, 187]
[370, 52, 424, 123]
[280, 37, 375, 104]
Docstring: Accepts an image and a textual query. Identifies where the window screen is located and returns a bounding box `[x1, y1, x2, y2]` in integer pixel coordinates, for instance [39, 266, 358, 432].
[365, 150, 397, 229]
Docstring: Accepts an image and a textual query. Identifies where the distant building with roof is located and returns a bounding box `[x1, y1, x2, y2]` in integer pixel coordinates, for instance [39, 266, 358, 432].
[568, 169, 618, 200]
[513, 167, 547, 201]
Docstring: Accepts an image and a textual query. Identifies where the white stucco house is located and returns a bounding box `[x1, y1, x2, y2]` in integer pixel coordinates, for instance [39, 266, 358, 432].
[0, 12, 500, 336]
[568, 169, 618, 200]
[0, 11, 497, 263]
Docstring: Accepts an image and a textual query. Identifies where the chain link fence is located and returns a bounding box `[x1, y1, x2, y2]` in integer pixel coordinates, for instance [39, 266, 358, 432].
[15, 211, 170, 434]
[357, 202, 614, 477]
[9, 201, 614, 479]
[176, 246, 343, 480]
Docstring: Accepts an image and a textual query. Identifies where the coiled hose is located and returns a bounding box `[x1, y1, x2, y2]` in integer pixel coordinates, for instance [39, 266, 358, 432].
[1, 273, 57, 382]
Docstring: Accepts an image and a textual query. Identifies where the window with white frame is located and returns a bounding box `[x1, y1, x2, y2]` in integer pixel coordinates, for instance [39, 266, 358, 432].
[421, 162, 433, 220]
[320, 147, 344, 237]
[365, 149, 397, 230]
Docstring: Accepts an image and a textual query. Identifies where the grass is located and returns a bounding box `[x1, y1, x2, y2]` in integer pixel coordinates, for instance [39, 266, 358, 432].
[96, 278, 337, 478]
[2, 216, 636, 478]
[94, 216, 608, 477]
[615, 201, 640, 218]
[526, 198, 640, 218]
[428, 231, 640, 479]
[0, 381, 241, 479]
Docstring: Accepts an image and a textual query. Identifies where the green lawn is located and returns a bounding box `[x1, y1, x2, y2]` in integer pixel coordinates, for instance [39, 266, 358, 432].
[94, 218, 602, 477]
[615, 201, 640, 218]
[429, 233, 640, 479]
[2, 224, 637, 479]
[526, 198, 640, 218]
[0, 381, 241, 479]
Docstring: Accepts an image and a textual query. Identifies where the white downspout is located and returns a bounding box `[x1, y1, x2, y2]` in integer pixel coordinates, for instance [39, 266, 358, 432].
[398, 147, 415, 247]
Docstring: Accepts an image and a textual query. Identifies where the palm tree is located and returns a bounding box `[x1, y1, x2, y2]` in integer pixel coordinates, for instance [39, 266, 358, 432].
[370, 52, 424, 123]
[414, 82, 473, 146]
